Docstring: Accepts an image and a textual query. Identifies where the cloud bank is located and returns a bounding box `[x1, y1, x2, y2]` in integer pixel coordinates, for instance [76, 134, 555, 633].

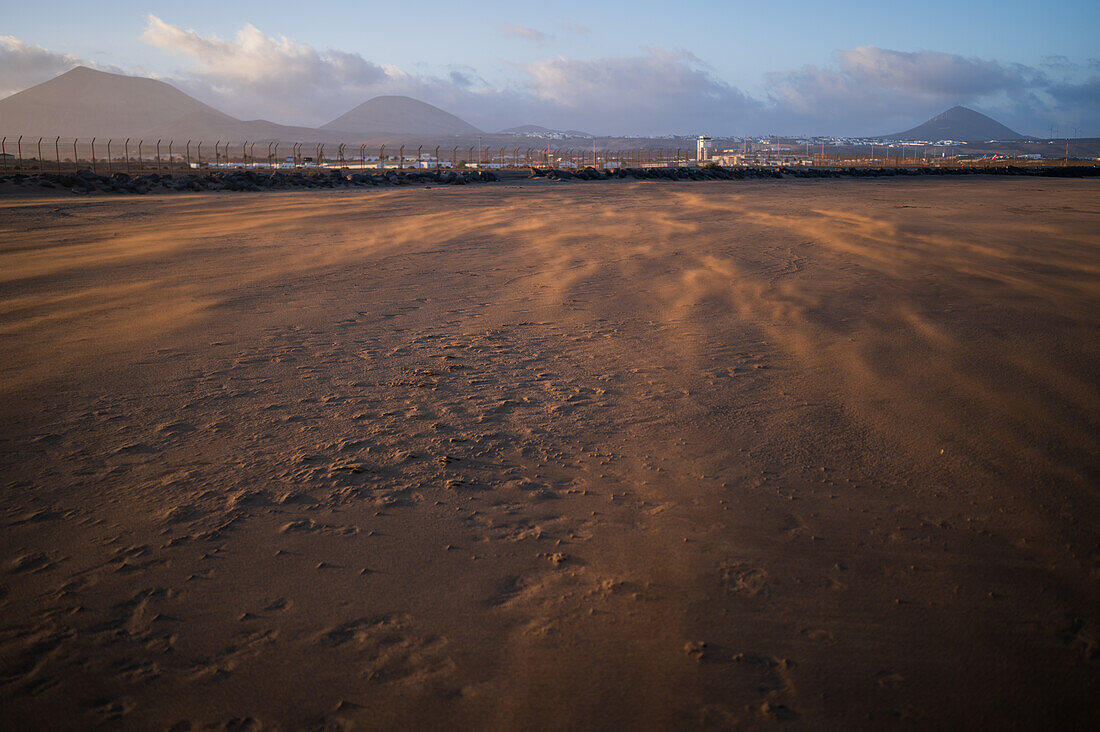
[765, 46, 1059, 134]
[3, 17, 1097, 136]
[0, 36, 121, 99]
[138, 16, 758, 134]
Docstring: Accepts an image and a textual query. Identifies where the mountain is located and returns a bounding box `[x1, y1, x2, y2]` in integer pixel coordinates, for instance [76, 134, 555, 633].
[0, 66, 235, 138]
[501, 124, 594, 137]
[884, 106, 1025, 142]
[322, 96, 480, 136]
[0, 66, 333, 142]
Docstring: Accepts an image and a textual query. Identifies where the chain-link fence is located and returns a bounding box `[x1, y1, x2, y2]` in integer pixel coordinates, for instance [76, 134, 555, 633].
[0, 136, 706, 174]
[0, 135, 1093, 174]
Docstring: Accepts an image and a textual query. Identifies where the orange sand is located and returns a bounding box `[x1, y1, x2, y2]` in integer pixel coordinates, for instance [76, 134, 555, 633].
[1, 178, 1098, 729]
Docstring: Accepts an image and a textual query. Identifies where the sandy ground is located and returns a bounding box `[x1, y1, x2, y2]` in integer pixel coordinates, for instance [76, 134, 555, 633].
[1, 178, 1098, 730]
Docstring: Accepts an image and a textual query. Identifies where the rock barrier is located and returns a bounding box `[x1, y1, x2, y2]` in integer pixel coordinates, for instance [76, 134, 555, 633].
[0, 168, 499, 194]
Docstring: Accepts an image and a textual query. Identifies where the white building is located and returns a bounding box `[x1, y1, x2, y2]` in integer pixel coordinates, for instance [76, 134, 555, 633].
[696, 135, 712, 162]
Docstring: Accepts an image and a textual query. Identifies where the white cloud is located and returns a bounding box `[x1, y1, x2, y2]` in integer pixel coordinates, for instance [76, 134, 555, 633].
[141, 15, 393, 125]
[520, 48, 757, 134]
[142, 16, 388, 89]
[137, 18, 756, 134]
[762, 46, 1081, 136]
[838, 46, 1029, 97]
[498, 24, 551, 42]
[0, 36, 120, 99]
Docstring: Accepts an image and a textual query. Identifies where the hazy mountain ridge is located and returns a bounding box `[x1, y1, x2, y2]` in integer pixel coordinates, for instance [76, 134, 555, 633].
[0, 67, 482, 142]
[0, 68, 1042, 148]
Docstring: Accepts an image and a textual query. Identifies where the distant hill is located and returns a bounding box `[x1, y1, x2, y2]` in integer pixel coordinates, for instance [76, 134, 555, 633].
[0, 66, 330, 142]
[322, 96, 480, 136]
[501, 124, 594, 137]
[0, 67, 234, 138]
[884, 106, 1024, 142]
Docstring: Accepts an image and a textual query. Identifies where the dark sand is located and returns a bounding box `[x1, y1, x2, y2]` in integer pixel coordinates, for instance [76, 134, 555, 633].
[1, 178, 1098, 729]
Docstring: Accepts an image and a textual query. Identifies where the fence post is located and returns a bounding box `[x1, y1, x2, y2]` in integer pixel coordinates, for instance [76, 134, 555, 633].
[273, 143, 279, 169]
[186, 140, 191, 169]
[399, 144, 404, 170]
[1, 137, 5, 172]
[197, 141, 203, 168]
[91, 137, 97, 173]
[16, 136, 22, 171]
[73, 139, 79, 171]
[359, 144, 365, 169]
[417, 145, 422, 169]
[156, 139, 161, 172]
[379, 145, 384, 170]
[169, 141, 174, 172]
[215, 140, 221, 168]
[54, 137, 61, 174]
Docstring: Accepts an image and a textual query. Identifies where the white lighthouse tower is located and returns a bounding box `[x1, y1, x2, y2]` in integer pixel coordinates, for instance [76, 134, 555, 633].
[696, 135, 712, 162]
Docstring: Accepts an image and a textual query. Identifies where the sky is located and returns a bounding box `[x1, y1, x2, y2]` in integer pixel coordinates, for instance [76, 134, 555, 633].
[2, 0, 1098, 136]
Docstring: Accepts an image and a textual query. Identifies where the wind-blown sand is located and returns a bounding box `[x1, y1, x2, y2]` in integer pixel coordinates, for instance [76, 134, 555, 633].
[1, 178, 1098, 729]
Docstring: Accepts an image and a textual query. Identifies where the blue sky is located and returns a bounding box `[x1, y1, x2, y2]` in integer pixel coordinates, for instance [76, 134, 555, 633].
[3, 1, 1098, 135]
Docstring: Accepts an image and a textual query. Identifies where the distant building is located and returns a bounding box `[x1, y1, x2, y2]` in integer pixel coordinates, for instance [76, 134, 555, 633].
[711, 151, 814, 167]
[696, 135, 712, 162]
